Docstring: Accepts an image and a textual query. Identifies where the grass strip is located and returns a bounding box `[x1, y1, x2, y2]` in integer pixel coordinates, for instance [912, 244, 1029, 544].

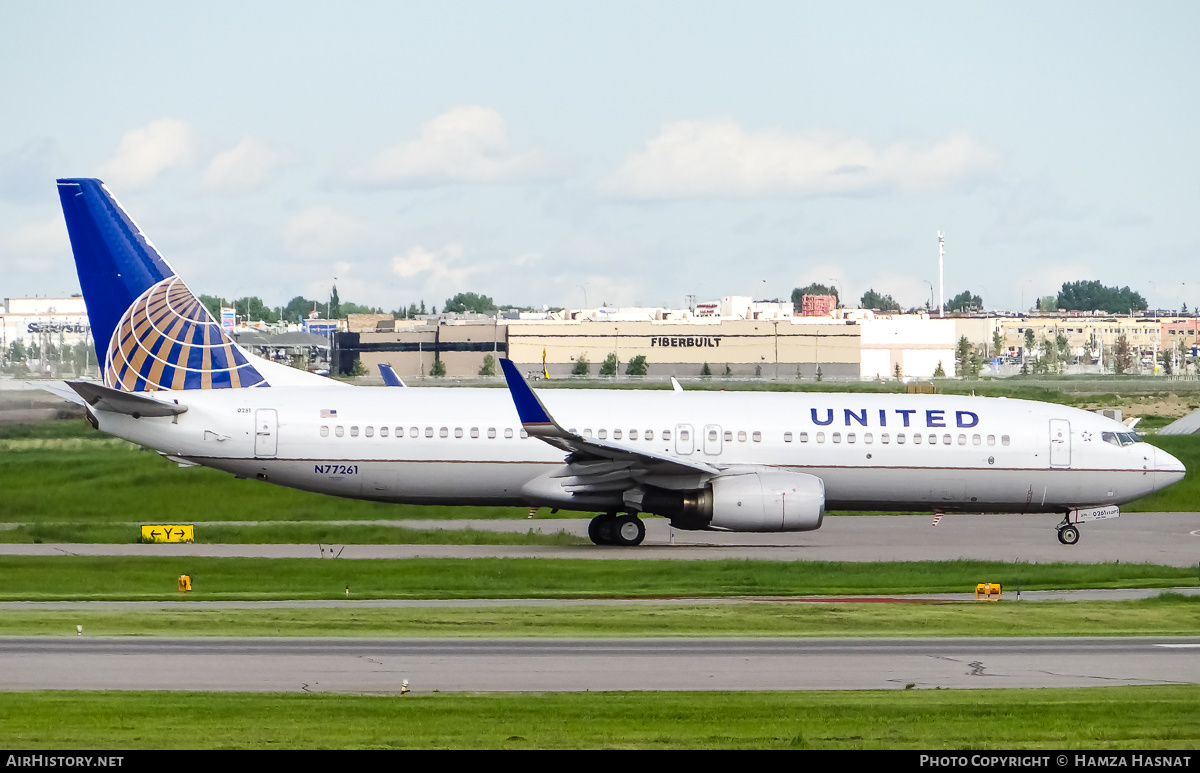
[0, 522, 586, 546]
[4, 596, 1199, 638]
[0, 556, 1194, 601]
[1, 686, 1197, 749]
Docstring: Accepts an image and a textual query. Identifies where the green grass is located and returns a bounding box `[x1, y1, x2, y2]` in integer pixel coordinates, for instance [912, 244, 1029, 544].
[1, 556, 1193, 601]
[0, 521, 586, 546]
[1, 687, 1197, 749]
[4, 596, 1199, 638]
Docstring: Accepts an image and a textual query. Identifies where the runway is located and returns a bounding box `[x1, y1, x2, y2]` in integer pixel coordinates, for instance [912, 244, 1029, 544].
[1, 636, 1197, 693]
[4, 512, 1199, 566]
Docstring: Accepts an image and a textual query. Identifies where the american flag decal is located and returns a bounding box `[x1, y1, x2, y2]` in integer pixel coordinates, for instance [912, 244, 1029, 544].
[321, 409, 337, 418]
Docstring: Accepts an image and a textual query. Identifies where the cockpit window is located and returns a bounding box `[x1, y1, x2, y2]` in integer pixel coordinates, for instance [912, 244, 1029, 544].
[1101, 431, 1143, 447]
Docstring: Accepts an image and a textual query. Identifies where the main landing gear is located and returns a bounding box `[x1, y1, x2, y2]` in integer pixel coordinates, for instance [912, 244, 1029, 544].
[1055, 515, 1080, 545]
[588, 513, 646, 547]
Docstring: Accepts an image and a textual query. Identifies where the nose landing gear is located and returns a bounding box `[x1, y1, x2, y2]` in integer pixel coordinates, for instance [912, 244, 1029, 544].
[1055, 516, 1080, 545]
[588, 513, 646, 546]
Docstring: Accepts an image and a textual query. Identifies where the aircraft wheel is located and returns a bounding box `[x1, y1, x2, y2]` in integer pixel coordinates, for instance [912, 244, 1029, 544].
[588, 513, 617, 545]
[1058, 525, 1080, 545]
[613, 515, 646, 547]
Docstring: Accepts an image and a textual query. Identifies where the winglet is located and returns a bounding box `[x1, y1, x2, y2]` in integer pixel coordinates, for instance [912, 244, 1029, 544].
[378, 363, 407, 387]
[499, 358, 557, 427]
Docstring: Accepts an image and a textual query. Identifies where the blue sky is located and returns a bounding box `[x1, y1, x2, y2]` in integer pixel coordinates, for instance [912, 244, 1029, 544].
[1, 1, 1197, 314]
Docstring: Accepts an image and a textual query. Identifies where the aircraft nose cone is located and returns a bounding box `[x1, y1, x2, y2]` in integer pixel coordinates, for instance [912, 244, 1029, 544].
[1154, 447, 1186, 486]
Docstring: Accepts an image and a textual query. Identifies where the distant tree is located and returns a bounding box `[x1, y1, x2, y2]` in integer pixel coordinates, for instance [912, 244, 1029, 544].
[1037, 295, 1057, 312]
[700, 362, 711, 377]
[284, 295, 319, 323]
[349, 357, 367, 377]
[1056, 280, 1147, 313]
[724, 364, 732, 377]
[430, 358, 446, 377]
[1023, 328, 1036, 360]
[754, 364, 762, 377]
[1114, 335, 1134, 374]
[199, 294, 228, 319]
[444, 292, 498, 314]
[933, 361, 945, 378]
[7, 340, 26, 363]
[945, 290, 983, 313]
[859, 288, 901, 311]
[599, 352, 618, 376]
[626, 355, 648, 376]
[894, 362, 902, 380]
[954, 336, 974, 377]
[992, 329, 1004, 357]
[329, 286, 341, 319]
[1056, 333, 1071, 370]
[572, 354, 590, 376]
[815, 366, 823, 382]
[478, 354, 496, 376]
[791, 284, 839, 311]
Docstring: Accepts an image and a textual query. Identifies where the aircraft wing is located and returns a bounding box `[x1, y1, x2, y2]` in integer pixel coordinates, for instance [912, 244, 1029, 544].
[499, 358, 719, 489]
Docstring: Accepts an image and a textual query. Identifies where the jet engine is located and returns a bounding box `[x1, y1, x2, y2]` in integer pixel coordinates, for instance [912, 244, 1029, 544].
[638, 470, 825, 532]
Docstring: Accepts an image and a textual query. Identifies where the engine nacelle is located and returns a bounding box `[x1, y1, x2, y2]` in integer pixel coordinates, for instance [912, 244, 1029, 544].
[639, 470, 825, 532]
[709, 471, 825, 532]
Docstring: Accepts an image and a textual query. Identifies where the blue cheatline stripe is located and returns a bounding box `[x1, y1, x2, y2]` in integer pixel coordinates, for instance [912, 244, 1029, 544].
[499, 358, 552, 426]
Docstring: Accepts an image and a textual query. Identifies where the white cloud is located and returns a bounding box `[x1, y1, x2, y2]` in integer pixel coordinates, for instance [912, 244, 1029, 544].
[281, 206, 377, 259]
[342, 106, 557, 187]
[604, 120, 997, 199]
[99, 119, 195, 189]
[202, 137, 297, 193]
[390, 243, 479, 296]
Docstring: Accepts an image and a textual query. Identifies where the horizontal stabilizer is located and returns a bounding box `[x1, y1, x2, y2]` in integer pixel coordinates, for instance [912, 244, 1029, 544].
[67, 381, 188, 418]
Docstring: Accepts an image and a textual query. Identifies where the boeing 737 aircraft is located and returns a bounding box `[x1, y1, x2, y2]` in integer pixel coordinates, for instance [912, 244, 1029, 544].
[50, 178, 1185, 546]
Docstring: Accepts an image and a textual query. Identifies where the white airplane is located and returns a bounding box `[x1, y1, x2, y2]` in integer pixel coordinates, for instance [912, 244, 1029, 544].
[51, 178, 1185, 547]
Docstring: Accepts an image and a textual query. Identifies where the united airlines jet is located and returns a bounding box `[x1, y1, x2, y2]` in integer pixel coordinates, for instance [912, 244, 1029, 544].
[50, 178, 1185, 546]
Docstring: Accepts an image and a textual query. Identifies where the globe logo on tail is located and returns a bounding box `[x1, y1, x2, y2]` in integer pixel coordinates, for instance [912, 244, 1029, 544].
[104, 277, 267, 391]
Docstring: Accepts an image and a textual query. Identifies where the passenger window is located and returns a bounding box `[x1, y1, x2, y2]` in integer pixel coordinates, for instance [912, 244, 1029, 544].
[439, 427, 448, 438]
[738, 431, 747, 442]
[646, 430, 654, 441]
[881, 433, 889, 444]
[832, 432, 841, 443]
[335, 426, 344, 437]
[380, 427, 389, 438]
[724, 431, 733, 441]
[320, 426, 329, 437]
[629, 430, 638, 440]
[1001, 435, 1011, 446]
[598, 429, 607, 440]
[520, 429, 528, 439]
[958, 434, 967, 445]
[365, 426, 374, 438]
[663, 430, 671, 440]
[350, 426, 359, 437]
[425, 427, 434, 438]
[846, 432, 856, 443]
[799, 432, 809, 443]
[784, 432, 792, 443]
[864, 432, 872, 444]
[488, 427, 497, 439]
[708, 429, 718, 441]
[752, 431, 761, 442]
[816, 432, 825, 443]
[410, 427, 418, 438]
[680, 429, 690, 441]
[943, 434, 951, 445]
[972, 434, 981, 445]
[583, 429, 593, 438]
[504, 428, 514, 438]
[987, 435, 995, 446]
[455, 427, 463, 438]
[896, 433, 905, 444]
[471, 427, 479, 439]
[614, 429, 623, 440]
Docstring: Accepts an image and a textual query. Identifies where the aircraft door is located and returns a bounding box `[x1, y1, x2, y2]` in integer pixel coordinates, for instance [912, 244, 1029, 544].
[703, 424, 723, 455]
[1049, 419, 1070, 467]
[675, 424, 695, 455]
[255, 409, 278, 457]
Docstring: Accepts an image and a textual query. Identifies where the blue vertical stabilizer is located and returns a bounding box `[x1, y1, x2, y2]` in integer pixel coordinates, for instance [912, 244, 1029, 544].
[56, 178, 266, 391]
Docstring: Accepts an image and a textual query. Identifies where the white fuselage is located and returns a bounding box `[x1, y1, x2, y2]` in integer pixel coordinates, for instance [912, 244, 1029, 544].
[93, 386, 1184, 516]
